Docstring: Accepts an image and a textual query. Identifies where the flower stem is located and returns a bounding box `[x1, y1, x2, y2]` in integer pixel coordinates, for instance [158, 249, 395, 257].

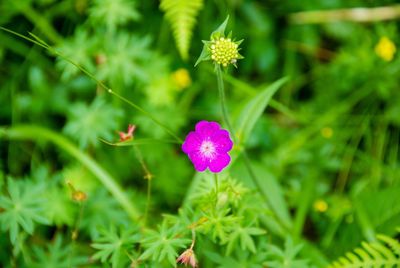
[133, 145, 153, 226]
[216, 65, 236, 141]
[214, 173, 219, 208]
[144, 178, 152, 226]
[215, 65, 290, 231]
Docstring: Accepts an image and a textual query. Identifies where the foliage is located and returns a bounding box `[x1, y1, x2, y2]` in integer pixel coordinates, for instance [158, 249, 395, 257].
[139, 221, 191, 266]
[328, 233, 400, 268]
[63, 96, 123, 149]
[264, 237, 309, 268]
[92, 225, 140, 268]
[0, 178, 49, 245]
[160, 0, 204, 60]
[28, 235, 88, 268]
[0, 0, 400, 267]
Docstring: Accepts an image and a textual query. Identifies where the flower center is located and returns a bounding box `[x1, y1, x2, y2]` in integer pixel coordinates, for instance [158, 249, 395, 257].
[200, 140, 216, 159]
[210, 37, 239, 67]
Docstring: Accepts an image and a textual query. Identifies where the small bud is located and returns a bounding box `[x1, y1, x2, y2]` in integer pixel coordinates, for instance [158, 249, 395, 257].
[119, 124, 136, 142]
[67, 181, 87, 202]
[72, 190, 87, 202]
[176, 248, 197, 268]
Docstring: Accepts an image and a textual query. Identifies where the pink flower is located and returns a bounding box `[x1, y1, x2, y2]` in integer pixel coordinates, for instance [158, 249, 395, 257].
[176, 248, 197, 268]
[182, 121, 233, 173]
[118, 124, 136, 142]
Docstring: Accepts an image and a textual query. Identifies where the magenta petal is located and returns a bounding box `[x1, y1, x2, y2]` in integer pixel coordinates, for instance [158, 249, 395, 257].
[211, 129, 233, 152]
[188, 151, 208, 172]
[209, 153, 231, 173]
[182, 132, 201, 153]
[195, 121, 220, 137]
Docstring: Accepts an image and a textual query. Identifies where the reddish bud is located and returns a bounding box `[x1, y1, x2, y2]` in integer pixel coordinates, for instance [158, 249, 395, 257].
[119, 124, 136, 142]
[177, 248, 197, 268]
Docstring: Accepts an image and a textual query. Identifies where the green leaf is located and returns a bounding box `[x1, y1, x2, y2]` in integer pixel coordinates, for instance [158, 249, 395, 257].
[89, 0, 140, 33]
[92, 225, 140, 268]
[264, 237, 309, 268]
[211, 15, 230, 40]
[160, 0, 204, 60]
[29, 235, 88, 268]
[0, 125, 141, 221]
[328, 233, 400, 268]
[225, 225, 266, 254]
[139, 220, 191, 266]
[63, 96, 123, 149]
[0, 178, 49, 245]
[235, 77, 289, 146]
[194, 40, 211, 67]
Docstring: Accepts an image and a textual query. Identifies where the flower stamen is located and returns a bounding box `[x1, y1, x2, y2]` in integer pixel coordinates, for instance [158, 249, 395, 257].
[200, 140, 216, 159]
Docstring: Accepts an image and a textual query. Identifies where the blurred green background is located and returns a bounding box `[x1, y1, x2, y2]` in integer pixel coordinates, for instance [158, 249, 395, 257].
[0, 0, 400, 267]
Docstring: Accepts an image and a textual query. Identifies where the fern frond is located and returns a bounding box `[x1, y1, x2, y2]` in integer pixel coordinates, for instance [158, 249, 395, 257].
[377, 234, 400, 256]
[328, 234, 400, 268]
[160, 0, 203, 60]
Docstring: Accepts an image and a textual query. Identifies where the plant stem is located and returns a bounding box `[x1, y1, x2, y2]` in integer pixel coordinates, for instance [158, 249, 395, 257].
[215, 65, 290, 231]
[0, 125, 141, 221]
[133, 144, 153, 226]
[214, 173, 219, 208]
[216, 65, 236, 142]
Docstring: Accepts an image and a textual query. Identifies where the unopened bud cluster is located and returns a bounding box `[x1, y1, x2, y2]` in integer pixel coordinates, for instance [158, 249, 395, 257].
[210, 37, 240, 67]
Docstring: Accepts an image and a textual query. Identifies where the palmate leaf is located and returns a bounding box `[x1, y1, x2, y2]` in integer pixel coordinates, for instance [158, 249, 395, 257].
[92, 225, 140, 268]
[0, 178, 49, 245]
[139, 220, 191, 266]
[63, 96, 122, 149]
[30, 235, 87, 268]
[264, 237, 309, 268]
[224, 225, 266, 255]
[81, 189, 131, 240]
[160, 0, 203, 60]
[89, 0, 140, 33]
[196, 208, 241, 243]
[328, 233, 400, 268]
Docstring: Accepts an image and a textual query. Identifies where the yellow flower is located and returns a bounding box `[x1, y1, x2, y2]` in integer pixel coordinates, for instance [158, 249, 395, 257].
[375, 36, 396, 62]
[313, 199, 328, 213]
[171, 68, 191, 90]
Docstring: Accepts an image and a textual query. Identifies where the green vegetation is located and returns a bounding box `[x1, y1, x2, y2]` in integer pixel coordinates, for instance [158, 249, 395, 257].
[0, 1, 400, 267]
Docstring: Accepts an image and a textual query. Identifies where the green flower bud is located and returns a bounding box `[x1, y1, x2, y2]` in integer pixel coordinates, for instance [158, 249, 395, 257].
[210, 37, 240, 67]
[195, 16, 243, 68]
